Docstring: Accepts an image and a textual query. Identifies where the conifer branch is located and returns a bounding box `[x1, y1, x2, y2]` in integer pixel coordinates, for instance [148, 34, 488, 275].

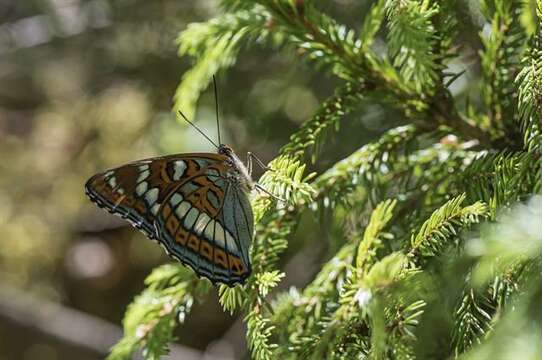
[386, 0, 440, 94]
[452, 289, 493, 356]
[409, 194, 488, 258]
[356, 199, 397, 273]
[315, 125, 420, 205]
[303, 200, 399, 358]
[479, 0, 526, 142]
[174, 9, 269, 119]
[452, 261, 526, 356]
[280, 82, 366, 161]
[449, 152, 534, 217]
[271, 243, 357, 357]
[360, 0, 387, 50]
[107, 265, 208, 360]
[516, 4, 542, 190]
[458, 197, 542, 358]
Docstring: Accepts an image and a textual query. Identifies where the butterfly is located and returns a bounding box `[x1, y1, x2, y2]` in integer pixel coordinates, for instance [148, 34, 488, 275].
[85, 77, 276, 286]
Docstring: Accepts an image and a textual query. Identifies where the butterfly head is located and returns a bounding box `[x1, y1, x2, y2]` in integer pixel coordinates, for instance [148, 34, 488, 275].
[217, 143, 233, 156]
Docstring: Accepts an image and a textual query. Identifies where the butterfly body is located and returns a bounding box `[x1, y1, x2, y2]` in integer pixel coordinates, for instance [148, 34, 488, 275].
[85, 144, 254, 286]
[218, 144, 254, 192]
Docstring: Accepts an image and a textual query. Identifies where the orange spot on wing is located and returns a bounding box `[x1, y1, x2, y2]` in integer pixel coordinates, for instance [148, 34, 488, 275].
[166, 214, 179, 236]
[186, 185, 222, 217]
[200, 240, 213, 261]
[175, 226, 188, 245]
[214, 249, 228, 269]
[187, 234, 200, 252]
[162, 203, 172, 219]
[228, 255, 246, 276]
[159, 162, 171, 183]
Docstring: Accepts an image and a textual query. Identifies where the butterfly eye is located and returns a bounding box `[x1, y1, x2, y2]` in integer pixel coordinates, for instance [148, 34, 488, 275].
[218, 144, 231, 156]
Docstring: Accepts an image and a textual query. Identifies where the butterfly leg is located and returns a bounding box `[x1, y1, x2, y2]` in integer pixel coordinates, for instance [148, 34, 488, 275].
[246, 152, 273, 175]
[246, 152, 253, 176]
[255, 183, 286, 202]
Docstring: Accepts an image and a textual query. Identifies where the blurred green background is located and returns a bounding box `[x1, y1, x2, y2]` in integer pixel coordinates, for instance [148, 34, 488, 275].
[0, 1, 485, 359]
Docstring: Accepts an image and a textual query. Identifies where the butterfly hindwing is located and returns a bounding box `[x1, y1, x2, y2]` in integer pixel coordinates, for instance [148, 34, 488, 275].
[155, 163, 253, 286]
[222, 183, 253, 271]
[85, 154, 224, 239]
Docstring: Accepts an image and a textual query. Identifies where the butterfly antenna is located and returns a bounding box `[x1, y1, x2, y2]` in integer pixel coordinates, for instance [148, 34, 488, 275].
[178, 110, 219, 149]
[213, 74, 222, 145]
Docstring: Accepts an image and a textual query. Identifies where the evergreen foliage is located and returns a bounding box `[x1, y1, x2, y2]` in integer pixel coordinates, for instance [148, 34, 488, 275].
[109, 1, 542, 358]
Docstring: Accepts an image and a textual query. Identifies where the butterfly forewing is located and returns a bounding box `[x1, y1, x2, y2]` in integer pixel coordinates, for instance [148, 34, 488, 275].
[155, 162, 253, 286]
[85, 154, 223, 238]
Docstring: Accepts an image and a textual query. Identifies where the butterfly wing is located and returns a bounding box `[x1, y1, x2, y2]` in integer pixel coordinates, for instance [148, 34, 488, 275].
[85, 154, 224, 239]
[155, 162, 253, 286]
